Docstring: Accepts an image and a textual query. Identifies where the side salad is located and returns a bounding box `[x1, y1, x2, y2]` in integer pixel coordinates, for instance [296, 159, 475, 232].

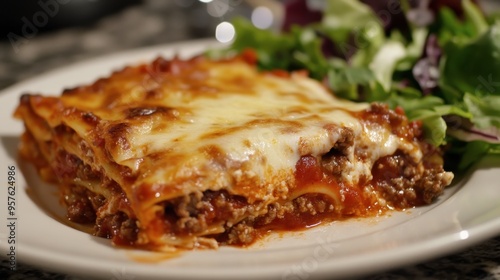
[211, 0, 500, 172]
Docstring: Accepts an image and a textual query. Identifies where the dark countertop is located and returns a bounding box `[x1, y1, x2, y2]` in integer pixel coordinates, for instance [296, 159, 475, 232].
[1, 1, 499, 279]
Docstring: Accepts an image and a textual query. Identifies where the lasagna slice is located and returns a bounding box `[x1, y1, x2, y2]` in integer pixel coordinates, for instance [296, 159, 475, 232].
[14, 55, 453, 250]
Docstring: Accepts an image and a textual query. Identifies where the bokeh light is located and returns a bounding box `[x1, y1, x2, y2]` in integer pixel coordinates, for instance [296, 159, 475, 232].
[215, 21, 235, 43]
[251, 6, 273, 29]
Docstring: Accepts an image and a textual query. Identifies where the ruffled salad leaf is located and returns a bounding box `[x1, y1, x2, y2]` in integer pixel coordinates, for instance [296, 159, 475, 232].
[211, 0, 500, 171]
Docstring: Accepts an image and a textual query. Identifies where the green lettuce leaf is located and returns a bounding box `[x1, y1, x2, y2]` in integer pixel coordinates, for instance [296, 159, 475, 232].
[464, 93, 500, 129]
[441, 22, 500, 99]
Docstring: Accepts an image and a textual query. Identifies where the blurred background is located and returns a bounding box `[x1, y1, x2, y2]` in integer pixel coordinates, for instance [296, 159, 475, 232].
[0, 0, 284, 90]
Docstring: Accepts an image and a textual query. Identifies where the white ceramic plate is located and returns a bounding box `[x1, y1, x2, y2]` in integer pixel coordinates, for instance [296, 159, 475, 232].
[1, 40, 500, 280]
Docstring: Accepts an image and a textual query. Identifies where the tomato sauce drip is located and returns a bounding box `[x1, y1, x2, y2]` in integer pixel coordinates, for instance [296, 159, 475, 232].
[295, 155, 324, 185]
[297, 155, 374, 214]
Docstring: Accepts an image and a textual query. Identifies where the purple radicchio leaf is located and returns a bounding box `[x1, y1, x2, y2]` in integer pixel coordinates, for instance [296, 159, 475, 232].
[413, 34, 442, 95]
[444, 115, 500, 143]
[282, 0, 322, 32]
